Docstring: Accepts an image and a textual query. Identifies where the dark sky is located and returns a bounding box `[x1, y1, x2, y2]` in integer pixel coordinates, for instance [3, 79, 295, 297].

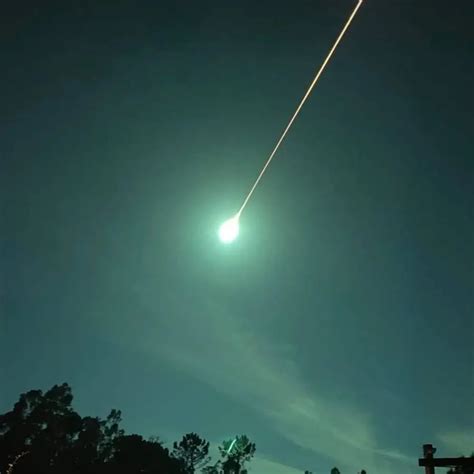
[2, 1, 473, 473]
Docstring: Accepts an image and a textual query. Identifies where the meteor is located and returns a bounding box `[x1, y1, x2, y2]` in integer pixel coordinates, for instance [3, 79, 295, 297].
[218, 0, 364, 243]
[218, 215, 239, 244]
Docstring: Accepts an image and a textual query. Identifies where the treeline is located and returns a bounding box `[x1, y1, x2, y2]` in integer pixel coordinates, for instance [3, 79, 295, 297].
[2, 383, 472, 474]
[0, 383, 255, 474]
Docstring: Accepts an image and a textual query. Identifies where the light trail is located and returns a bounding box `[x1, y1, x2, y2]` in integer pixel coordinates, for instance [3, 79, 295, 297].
[236, 0, 364, 218]
[226, 438, 237, 455]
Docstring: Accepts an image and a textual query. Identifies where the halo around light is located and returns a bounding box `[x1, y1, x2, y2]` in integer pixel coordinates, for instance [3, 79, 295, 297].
[218, 216, 239, 243]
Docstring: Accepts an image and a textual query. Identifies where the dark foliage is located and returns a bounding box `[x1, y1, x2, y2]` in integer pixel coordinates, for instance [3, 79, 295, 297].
[0, 383, 184, 474]
[0, 383, 258, 474]
[173, 432, 210, 474]
[218, 435, 255, 474]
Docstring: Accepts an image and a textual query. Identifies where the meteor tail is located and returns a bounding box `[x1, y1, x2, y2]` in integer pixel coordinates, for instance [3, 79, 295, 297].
[237, 0, 364, 217]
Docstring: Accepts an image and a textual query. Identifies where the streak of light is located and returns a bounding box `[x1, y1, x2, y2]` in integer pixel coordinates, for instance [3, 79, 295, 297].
[226, 438, 237, 455]
[236, 0, 364, 218]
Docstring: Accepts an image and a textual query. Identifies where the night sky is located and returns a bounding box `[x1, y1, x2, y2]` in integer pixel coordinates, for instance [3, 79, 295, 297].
[2, 1, 473, 473]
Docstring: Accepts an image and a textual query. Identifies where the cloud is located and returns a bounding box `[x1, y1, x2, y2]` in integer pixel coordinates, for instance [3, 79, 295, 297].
[248, 454, 304, 474]
[138, 286, 415, 474]
[438, 431, 474, 456]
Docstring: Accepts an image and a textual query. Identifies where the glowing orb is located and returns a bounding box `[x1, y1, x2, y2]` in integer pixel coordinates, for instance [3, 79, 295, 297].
[218, 216, 239, 243]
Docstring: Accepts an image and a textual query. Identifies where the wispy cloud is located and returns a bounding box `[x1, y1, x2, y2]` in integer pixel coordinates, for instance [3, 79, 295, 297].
[143, 288, 413, 474]
[248, 454, 304, 474]
[438, 431, 474, 456]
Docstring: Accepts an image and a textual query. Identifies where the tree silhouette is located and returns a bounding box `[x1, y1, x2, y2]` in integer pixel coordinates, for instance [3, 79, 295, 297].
[0, 383, 82, 473]
[0, 383, 182, 474]
[110, 434, 183, 474]
[173, 432, 211, 474]
[202, 463, 221, 474]
[98, 409, 125, 461]
[1, 384, 261, 474]
[218, 435, 256, 474]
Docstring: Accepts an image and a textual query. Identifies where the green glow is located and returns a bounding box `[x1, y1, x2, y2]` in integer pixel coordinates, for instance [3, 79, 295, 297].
[226, 438, 237, 454]
[218, 216, 239, 243]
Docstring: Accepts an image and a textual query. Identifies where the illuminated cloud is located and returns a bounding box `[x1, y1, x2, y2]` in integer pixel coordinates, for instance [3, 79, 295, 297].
[438, 431, 474, 456]
[149, 292, 413, 474]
